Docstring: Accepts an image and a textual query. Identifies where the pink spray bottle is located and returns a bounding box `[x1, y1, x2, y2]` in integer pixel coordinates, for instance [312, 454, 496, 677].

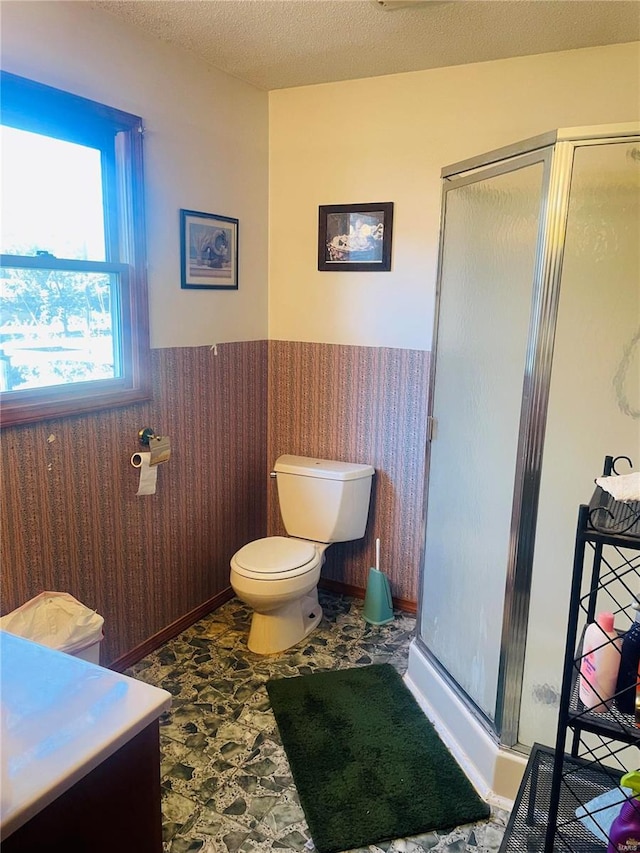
[608, 772, 640, 853]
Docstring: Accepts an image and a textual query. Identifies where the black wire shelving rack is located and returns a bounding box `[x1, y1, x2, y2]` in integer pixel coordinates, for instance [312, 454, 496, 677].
[500, 455, 640, 852]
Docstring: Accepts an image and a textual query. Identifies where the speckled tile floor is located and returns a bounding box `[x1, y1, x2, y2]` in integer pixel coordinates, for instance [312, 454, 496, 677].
[127, 591, 509, 853]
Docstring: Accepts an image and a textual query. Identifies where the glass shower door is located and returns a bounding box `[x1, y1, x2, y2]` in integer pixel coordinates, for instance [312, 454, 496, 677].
[518, 139, 640, 748]
[420, 155, 547, 724]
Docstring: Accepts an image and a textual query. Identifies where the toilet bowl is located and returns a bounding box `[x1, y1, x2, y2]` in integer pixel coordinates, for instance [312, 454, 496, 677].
[230, 536, 328, 654]
[230, 455, 374, 654]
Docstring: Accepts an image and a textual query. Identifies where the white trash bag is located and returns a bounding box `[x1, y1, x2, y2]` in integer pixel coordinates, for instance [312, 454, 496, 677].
[0, 592, 104, 657]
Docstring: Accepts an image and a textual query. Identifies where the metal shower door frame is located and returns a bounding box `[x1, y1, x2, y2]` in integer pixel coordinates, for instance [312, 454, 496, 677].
[417, 124, 640, 748]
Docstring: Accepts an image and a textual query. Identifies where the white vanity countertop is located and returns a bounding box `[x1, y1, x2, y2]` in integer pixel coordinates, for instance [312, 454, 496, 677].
[0, 631, 171, 837]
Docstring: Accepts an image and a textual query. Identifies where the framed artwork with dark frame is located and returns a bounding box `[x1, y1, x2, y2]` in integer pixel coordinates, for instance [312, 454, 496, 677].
[180, 209, 239, 290]
[318, 202, 394, 272]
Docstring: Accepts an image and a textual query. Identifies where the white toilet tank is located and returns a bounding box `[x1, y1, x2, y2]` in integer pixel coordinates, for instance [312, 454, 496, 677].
[273, 455, 375, 543]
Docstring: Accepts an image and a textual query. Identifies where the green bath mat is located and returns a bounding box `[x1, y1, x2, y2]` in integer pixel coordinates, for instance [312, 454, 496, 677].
[266, 663, 490, 853]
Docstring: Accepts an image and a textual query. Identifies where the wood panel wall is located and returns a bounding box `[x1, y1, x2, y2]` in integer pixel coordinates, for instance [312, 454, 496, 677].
[1, 342, 268, 664]
[1, 340, 429, 666]
[267, 342, 430, 604]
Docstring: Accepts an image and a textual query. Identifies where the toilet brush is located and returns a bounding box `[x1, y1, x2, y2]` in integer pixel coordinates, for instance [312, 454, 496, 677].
[363, 538, 394, 625]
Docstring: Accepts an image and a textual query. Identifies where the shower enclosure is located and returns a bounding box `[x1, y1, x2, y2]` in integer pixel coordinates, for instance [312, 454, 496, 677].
[406, 124, 640, 802]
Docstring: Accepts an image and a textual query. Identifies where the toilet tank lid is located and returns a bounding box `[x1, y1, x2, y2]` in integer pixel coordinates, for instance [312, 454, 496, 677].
[274, 455, 375, 481]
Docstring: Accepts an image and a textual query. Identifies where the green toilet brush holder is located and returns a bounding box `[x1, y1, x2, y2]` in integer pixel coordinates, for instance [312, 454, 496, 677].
[363, 538, 394, 625]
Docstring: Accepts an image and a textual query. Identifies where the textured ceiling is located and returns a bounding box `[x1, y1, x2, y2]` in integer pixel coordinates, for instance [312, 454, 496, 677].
[90, 0, 640, 90]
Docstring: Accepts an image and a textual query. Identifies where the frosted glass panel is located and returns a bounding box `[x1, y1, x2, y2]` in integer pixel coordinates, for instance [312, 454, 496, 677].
[518, 141, 640, 748]
[420, 162, 545, 720]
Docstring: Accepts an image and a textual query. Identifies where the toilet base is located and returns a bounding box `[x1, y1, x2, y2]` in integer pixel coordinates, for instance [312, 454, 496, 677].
[247, 589, 323, 655]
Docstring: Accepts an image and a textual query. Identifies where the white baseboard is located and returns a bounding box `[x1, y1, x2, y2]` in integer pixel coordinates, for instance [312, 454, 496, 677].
[405, 639, 526, 807]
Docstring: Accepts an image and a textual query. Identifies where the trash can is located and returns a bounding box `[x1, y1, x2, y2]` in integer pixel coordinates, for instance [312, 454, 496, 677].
[0, 591, 104, 664]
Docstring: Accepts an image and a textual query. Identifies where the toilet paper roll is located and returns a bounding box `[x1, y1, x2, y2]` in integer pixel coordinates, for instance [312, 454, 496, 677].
[131, 452, 157, 496]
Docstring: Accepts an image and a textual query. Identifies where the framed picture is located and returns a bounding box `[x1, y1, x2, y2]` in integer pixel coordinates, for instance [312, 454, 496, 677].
[318, 202, 393, 272]
[180, 209, 239, 290]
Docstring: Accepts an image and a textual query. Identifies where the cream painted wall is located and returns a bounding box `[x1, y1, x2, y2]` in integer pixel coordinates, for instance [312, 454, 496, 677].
[269, 42, 640, 350]
[1, 4, 638, 354]
[1, 1, 269, 349]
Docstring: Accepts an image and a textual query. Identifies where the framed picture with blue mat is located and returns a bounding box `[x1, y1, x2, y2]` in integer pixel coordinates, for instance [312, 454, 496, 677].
[266, 663, 489, 853]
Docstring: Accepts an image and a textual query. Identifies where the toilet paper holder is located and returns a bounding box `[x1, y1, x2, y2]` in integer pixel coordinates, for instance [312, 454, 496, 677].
[137, 428, 171, 467]
[138, 427, 156, 446]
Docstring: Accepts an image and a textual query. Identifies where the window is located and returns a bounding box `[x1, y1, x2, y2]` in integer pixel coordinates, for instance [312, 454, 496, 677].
[0, 73, 151, 426]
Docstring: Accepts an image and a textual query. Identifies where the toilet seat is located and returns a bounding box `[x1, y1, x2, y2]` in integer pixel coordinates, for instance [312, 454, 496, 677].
[232, 536, 320, 580]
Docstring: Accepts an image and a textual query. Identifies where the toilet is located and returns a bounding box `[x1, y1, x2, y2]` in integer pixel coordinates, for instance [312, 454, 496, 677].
[230, 455, 375, 654]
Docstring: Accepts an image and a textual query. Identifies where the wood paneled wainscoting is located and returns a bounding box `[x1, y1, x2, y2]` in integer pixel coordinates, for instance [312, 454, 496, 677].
[1, 343, 268, 666]
[2, 340, 428, 668]
[267, 341, 429, 607]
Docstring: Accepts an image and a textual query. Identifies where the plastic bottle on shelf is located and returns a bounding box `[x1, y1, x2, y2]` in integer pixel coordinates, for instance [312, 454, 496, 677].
[607, 771, 640, 853]
[614, 602, 640, 715]
[579, 612, 622, 713]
